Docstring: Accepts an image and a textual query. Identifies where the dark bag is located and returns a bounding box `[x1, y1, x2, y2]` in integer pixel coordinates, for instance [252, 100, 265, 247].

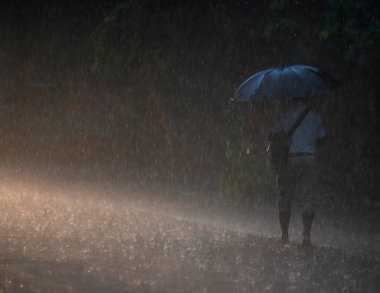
[267, 108, 310, 173]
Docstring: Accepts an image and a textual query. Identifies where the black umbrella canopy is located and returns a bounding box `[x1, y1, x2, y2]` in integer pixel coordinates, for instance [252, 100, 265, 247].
[234, 65, 340, 102]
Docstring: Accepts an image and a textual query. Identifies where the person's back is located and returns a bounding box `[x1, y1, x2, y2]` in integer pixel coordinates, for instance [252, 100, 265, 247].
[272, 100, 325, 154]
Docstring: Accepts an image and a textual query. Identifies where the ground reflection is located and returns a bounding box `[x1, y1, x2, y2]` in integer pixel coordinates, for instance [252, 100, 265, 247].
[0, 168, 378, 292]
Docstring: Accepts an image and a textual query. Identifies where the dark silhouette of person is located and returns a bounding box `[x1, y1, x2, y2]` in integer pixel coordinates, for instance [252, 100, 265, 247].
[270, 97, 325, 247]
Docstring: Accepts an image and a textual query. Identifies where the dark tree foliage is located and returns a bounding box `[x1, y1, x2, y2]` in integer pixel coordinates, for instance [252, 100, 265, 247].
[89, 0, 380, 202]
[91, 1, 237, 87]
[1, 0, 379, 202]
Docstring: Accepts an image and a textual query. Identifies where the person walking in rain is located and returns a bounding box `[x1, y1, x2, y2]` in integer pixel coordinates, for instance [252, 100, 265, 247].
[269, 97, 326, 247]
[233, 65, 338, 246]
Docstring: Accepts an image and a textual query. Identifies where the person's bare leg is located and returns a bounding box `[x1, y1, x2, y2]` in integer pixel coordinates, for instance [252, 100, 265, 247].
[279, 211, 290, 243]
[302, 211, 314, 247]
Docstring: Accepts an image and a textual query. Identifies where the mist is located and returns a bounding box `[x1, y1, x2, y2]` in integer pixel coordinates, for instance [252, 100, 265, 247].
[0, 1, 379, 292]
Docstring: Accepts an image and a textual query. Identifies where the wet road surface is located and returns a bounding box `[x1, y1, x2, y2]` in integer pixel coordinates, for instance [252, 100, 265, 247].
[0, 165, 379, 292]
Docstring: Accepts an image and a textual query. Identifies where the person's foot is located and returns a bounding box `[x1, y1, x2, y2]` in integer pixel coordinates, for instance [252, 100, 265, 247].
[278, 234, 290, 246]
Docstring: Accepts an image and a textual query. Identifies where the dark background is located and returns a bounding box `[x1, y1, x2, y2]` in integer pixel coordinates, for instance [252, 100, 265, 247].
[0, 0, 379, 205]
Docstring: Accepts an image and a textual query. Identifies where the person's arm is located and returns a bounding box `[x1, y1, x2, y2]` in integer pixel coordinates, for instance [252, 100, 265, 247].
[269, 113, 284, 141]
[268, 131, 277, 142]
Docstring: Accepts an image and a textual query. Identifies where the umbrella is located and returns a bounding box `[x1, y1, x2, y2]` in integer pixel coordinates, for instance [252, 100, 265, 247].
[234, 65, 340, 102]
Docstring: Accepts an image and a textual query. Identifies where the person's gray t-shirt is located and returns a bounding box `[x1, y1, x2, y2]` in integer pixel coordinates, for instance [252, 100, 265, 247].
[272, 103, 326, 154]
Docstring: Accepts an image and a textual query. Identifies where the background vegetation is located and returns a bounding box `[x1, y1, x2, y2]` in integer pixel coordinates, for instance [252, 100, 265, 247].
[1, 0, 379, 205]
